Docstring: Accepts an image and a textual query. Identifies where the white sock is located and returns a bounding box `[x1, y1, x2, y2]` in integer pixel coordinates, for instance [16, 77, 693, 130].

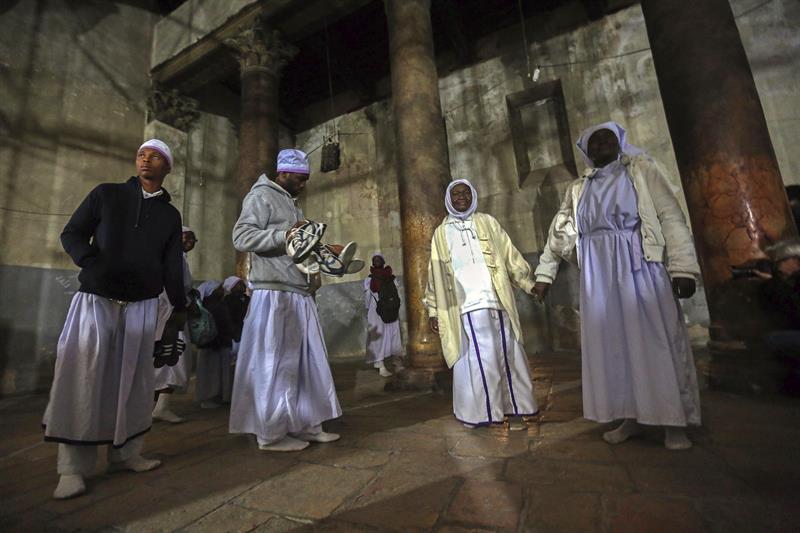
[603, 419, 643, 444]
[374, 360, 392, 377]
[153, 394, 184, 423]
[294, 431, 340, 443]
[664, 426, 692, 450]
[109, 455, 162, 473]
[53, 474, 85, 499]
[258, 436, 310, 452]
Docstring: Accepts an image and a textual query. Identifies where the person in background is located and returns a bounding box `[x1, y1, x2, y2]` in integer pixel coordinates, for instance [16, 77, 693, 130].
[364, 253, 403, 377]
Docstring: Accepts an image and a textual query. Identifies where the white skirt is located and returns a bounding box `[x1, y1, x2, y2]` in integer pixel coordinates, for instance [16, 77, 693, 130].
[364, 290, 403, 364]
[43, 292, 158, 447]
[195, 346, 234, 402]
[453, 308, 538, 426]
[153, 291, 192, 392]
[229, 290, 342, 443]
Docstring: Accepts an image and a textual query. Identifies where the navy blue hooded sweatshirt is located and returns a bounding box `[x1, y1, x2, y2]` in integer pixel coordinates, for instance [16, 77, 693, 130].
[61, 176, 185, 310]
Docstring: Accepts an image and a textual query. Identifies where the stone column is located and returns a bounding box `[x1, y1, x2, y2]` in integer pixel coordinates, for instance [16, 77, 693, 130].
[385, 0, 450, 387]
[226, 21, 297, 278]
[145, 86, 200, 218]
[641, 0, 798, 391]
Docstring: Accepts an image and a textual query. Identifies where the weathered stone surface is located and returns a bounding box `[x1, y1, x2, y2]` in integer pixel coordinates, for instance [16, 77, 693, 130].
[603, 494, 708, 533]
[185, 504, 275, 532]
[341, 472, 459, 530]
[446, 479, 523, 530]
[2, 357, 798, 533]
[524, 489, 602, 533]
[234, 463, 374, 519]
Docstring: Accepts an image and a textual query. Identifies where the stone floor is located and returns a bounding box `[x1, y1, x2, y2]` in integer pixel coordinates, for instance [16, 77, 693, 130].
[1, 353, 799, 532]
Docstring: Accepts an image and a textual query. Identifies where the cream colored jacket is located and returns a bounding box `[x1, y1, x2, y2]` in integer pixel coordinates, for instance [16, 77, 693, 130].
[535, 154, 700, 283]
[423, 213, 535, 368]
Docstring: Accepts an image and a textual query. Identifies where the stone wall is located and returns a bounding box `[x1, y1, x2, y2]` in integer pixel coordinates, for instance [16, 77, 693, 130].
[0, 0, 155, 395]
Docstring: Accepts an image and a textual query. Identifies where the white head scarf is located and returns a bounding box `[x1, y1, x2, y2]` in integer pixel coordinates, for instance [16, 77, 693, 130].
[139, 139, 173, 169]
[197, 280, 220, 301]
[223, 276, 243, 295]
[182, 225, 193, 233]
[575, 121, 645, 168]
[445, 179, 478, 220]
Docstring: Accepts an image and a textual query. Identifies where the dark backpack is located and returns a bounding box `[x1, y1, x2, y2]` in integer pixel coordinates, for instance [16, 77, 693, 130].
[375, 277, 401, 324]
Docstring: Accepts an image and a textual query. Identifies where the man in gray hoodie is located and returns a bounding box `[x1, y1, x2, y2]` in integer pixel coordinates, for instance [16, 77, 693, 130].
[229, 149, 342, 452]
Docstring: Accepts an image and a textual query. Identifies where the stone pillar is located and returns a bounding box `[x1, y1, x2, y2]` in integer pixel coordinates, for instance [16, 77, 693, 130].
[385, 0, 450, 387]
[641, 0, 798, 391]
[226, 21, 297, 278]
[145, 86, 200, 218]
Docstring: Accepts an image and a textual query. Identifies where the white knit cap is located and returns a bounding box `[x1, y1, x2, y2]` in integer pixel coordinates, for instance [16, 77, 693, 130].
[277, 149, 310, 174]
[139, 139, 173, 169]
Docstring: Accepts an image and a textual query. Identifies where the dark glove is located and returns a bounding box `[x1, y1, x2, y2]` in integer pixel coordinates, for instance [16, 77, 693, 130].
[672, 277, 696, 299]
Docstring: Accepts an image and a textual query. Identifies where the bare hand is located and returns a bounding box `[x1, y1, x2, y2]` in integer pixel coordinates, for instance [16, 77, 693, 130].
[753, 270, 773, 280]
[532, 282, 550, 302]
[429, 317, 439, 334]
[671, 277, 696, 299]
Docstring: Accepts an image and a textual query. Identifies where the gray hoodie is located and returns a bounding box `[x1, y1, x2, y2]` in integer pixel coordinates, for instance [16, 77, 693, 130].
[232, 175, 310, 295]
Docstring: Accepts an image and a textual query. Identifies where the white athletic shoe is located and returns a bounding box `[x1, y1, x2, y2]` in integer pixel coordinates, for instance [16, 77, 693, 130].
[286, 220, 327, 263]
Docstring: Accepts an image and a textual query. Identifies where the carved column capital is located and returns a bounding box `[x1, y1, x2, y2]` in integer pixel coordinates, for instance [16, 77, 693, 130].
[225, 20, 298, 76]
[146, 85, 200, 132]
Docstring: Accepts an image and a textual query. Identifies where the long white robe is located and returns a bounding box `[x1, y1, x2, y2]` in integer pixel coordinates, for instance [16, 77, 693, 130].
[43, 293, 158, 447]
[363, 278, 403, 364]
[577, 160, 700, 426]
[229, 290, 342, 444]
[445, 219, 537, 425]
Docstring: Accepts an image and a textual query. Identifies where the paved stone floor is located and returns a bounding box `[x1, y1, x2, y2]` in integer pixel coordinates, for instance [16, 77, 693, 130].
[1, 353, 799, 532]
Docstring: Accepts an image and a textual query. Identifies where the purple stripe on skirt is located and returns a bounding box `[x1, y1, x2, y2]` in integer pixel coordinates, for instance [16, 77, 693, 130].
[498, 311, 519, 415]
[467, 311, 492, 423]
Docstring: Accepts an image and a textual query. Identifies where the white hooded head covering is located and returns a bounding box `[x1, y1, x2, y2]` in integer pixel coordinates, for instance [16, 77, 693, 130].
[197, 280, 220, 301]
[277, 149, 310, 174]
[223, 276, 244, 295]
[575, 121, 645, 168]
[182, 225, 193, 234]
[445, 179, 478, 220]
[139, 139, 173, 169]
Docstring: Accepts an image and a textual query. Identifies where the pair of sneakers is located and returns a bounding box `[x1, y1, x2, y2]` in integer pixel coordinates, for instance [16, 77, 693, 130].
[286, 220, 365, 277]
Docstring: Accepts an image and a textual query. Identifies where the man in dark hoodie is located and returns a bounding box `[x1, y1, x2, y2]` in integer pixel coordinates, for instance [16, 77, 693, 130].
[43, 139, 186, 499]
[230, 149, 342, 452]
